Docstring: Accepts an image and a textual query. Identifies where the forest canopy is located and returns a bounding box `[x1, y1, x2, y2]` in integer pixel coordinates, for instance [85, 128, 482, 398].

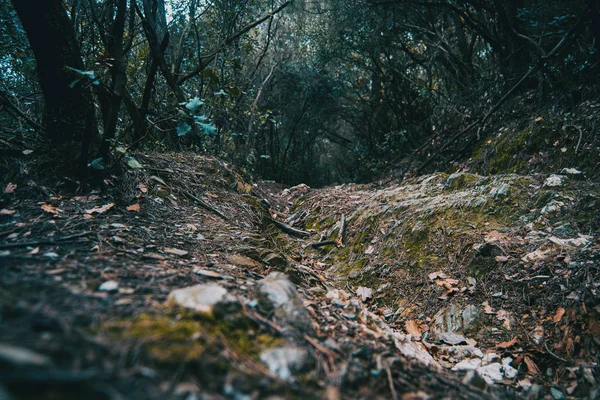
[1, 0, 599, 185]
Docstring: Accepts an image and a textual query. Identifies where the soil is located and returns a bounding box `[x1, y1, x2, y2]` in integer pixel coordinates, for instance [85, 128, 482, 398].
[0, 152, 598, 399]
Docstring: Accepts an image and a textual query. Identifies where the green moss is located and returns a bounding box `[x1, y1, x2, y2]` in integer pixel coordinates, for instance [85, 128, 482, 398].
[100, 312, 283, 364]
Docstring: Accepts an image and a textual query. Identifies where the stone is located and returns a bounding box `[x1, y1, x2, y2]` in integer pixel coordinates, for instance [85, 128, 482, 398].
[438, 332, 467, 345]
[259, 346, 310, 380]
[452, 358, 481, 371]
[477, 362, 504, 384]
[98, 280, 119, 292]
[394, 334, 441, 369]
[255, 273, 314, 334]
[490, 184, 510, 200]
[544, 175, 564, 187]
[0, 344, 51, 367]
[166, 283, 235, 315]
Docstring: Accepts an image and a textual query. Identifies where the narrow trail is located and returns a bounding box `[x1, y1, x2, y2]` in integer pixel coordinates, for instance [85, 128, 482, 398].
[1, 153, 598, 399]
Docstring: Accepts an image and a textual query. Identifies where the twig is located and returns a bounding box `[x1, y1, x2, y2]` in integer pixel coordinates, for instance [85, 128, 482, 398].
[310, 240, 337, 249]
[386, 367, 398, 400]
[0, 232, 93, 250]
[337, 214, 346, 246]
[182, 190, 230, 222]
[268, 217, 311, 237]
[565, 124, 584, 154]
[544, 340, 571, 363]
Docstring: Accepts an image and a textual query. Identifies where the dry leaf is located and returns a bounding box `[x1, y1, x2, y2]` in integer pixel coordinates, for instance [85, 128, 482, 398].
[428, 271, 448, 280]
[553, 307, 565, 323]
[524, 355, 540, 375]
[85, 203, 114, 214]
[192, 267, 221, 278]
[405, 320, 421, 338]
[534, 116, 543, 122]
[436, 278, 459, 289]
[496, 309, 512, 330]
[356, 286, 373, 301]
[126, 203, 141, 212]
[364, 245, 375, 255]
[138, 183, 148, 193]
[41, 203, 60, 215]
[438, 287, 459, 300]
[164, 247, 188, 256]
[497, 336, 518, 349]
[482, 301, 495, 314]
[4, 183, 16, 193]
[0, 209, 16, 215]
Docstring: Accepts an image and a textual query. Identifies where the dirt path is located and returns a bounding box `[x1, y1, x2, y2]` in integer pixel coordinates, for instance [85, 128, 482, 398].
[1, 153, 598, 399]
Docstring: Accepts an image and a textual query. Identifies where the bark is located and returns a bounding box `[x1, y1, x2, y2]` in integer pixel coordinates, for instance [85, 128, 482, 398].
[11, 0, 97, 153]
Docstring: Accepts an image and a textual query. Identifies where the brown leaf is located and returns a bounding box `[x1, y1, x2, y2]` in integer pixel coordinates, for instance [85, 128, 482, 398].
[85, 203, 114, 214]
[4, 183, 17, 193]
[438, 287, 459, 300]
[192, 267, 222, 278]
[138, 183, 148, 193]
[436, 278, 459, 289]
[428, 271, 448, 281]
[164, 247, 188, 257]
[523, 355, 540, 375]
[0, 209, 16, 215]
[482, 301, 495, 314]
[41, 203, 60, 215]
[497, 336, 518, 349]
[405, 320, 422, 338]
[126, 203, 140, 212]
[553, 307, 565, 323]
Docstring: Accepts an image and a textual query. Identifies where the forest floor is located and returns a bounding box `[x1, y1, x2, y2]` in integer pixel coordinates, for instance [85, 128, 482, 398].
[0, 153, 599, 400]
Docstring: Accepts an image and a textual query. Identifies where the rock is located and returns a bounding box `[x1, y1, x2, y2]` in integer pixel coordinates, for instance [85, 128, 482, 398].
[255, 273, 314, 334]
[430, 303, 481, 339]
[452, 358, 481, 371]
[259, 346, 310, 380]
[0, 344, 51, 367]
[481, 352, 499, 365]
[98, 280, 119, 292]
[477, 362, 504, 384]
[550, 387, 565, 400]
[502, 358, 518, 379]
[560, 168, 584, 180]
[438, 332, 467, 345]
[166, 283, 236, 315]
[544, 175, 564, 187]
[393, 334, 441, 369]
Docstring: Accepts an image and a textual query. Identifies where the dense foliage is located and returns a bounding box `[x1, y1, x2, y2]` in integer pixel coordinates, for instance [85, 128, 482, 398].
[0, 0, 598, 185]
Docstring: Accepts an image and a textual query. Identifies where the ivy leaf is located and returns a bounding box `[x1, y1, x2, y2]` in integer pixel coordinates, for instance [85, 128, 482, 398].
[193, 114, 208, 122]
[176, 122, 192, 136]
[197, 122, 217, 135]
[185, 97, 203, 111]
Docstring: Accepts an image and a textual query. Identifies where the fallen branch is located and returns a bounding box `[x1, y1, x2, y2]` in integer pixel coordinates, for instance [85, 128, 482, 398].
[182, 191, 230, 222]
[309, 214, 346, 248]
[0, 232, 93, 250]
[269, 217, 311, 238]
[310, 240, 337, 249]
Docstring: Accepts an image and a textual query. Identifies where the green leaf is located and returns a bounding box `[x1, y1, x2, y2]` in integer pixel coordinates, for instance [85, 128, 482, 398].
[127, 157, 143, 169]
[197, 122, 217, 135]
[89, 157, 105, 170]
[185, 97, 204, 111]
[200, 69, 220, 84]
[176, 122, 192, 136]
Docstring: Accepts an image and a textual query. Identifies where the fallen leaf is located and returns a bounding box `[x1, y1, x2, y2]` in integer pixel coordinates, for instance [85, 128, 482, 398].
[0, 209, 16, 215]
[523, 355, 540, 375]
[126, 203, 140, 212]
[41, 203, 60, 215]
[364, 245, 375, 254]
[164, 247, 188, 256]
[205, 193, 219, 199]
[85, 203, 114, 214]
[497, 336, 518, 349]
[4, 183, 16, 193]
[494, 255, 508, 262]
[356, 286, 373, 301]
[138, 183, 148, 193]
[29, 247, 39, 255]
[535, 116, 543, 122]
[482, 301, 495, 314]
[496, 309, 512, 330]
[436, 278, 459, 289]
[428, 271, 448, 281]
[405, 320, 421, 338]
[192, 267, 222, 278]
[438, 287, 459, 300]
[553, 307, 565, 323]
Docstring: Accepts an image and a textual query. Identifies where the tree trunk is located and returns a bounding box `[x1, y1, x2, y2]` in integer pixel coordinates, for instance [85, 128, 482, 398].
[11, 0, 96, 153]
